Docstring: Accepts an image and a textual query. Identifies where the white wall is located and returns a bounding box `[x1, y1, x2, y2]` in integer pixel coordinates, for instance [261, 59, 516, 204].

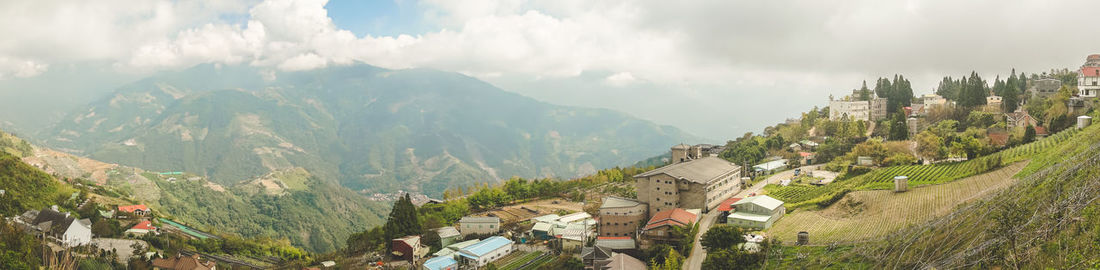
[63, 221, 92, 247]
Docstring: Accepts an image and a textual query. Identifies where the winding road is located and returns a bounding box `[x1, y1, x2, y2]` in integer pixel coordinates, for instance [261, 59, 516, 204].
[682, 165, 819, 270]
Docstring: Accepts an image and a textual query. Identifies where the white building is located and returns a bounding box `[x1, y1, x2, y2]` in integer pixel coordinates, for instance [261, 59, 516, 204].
[829, 100, 870, 121]
[458, 216, 501, 237]
[457, 236, 514, 267]
[726, 195, 786, 230]
[21, 207, 93, 247]
[921, 94, 947, 107]
[1080, 66, 1100, 98]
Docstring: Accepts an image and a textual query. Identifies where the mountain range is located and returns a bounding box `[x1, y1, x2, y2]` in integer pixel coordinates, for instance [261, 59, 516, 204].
[34, 63, 697, 197]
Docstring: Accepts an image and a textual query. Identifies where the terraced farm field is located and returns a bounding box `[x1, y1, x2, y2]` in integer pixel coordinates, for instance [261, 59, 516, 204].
[764, 128, 1079, 208]
[494, 251, 551, 270]
[478, 198, 584, 223]
[766, 162, 1026, 244]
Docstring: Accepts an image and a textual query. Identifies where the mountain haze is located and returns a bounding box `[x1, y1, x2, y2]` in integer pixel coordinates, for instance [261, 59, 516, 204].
[40, 64, 697, 196]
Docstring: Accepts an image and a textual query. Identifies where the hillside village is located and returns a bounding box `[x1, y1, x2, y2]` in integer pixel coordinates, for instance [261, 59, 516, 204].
[1, 54, 1099, 270]
[344, 54, 1100, 270]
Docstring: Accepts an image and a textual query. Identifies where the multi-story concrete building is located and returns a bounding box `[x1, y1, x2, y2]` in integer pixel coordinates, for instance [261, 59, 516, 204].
[635, 154, 742, 214]
[1030, 78, 1063, 98]
[458, 216, 501, 237]
[597, 196, 647, 238]
[921, 94, 947, 107]
[1080, 54, 1100, 98]
[870, 98, 888, 121]
[986, 95, 1003, 113]
[829, 100, 870, 121]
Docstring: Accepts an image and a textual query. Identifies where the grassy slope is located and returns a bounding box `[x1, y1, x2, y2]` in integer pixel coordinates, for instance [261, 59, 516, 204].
[0, 151, 73, 216]
[783, 124, 1100, 269]
[766, 162, 1026, 244]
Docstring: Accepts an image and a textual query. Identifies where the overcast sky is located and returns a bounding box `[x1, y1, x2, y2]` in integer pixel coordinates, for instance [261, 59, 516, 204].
[2, 0, 1099, 139]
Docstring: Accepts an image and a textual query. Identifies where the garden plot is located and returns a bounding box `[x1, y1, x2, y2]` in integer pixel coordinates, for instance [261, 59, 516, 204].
[765, 162, 1025, 244]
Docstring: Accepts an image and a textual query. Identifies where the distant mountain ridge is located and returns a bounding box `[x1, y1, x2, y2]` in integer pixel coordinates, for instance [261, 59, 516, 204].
[40, 63, 697, 196]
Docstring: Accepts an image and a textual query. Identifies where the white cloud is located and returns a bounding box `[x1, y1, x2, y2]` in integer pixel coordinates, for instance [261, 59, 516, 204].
[5, 0, 1100, 138]
[603, 72, 636, 87]
[0, 57, 49, 79]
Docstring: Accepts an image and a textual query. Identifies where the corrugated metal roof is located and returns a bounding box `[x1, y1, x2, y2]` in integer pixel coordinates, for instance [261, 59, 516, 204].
[728, 212, 771, 222]
[532, 214, 560, 223]
[459, 216, 500, 223]
[459, 236, 512, 257]
[753, 159, 788, 171]
[595, 237, 637, 250]
[600, 196, 643, 209]
[435, 227, 460, 238]
[423, 256, 458, 270]
[559, 212, 592, 223]
[532, 222, 553, 232]
[635, 156, 741, 184]
[734, 195, 784, 211]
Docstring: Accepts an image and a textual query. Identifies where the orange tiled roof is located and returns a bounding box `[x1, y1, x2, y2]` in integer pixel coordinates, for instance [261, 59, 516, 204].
[118, 205, 149, 213]
[131, 220, 156, 230]
[716, 197, 743, 212]
[644, 208, 696, 230]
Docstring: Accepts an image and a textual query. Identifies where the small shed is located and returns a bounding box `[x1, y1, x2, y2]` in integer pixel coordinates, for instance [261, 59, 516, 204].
[894, 176, 908, 192]
[436, 227, 461, 248]
[532, 222, 554, 239]
[857, 156, 873, 166]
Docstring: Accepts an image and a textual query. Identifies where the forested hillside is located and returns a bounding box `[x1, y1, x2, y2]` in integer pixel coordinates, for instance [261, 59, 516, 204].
[0, 151, 68, 217]
[38, 64, 697, 197]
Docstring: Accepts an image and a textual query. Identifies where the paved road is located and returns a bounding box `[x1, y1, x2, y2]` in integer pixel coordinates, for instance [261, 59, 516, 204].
[683, 165, 818, 270]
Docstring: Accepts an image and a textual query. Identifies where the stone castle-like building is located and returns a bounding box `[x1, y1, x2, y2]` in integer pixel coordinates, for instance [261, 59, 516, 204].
[635, 145, 742, 214]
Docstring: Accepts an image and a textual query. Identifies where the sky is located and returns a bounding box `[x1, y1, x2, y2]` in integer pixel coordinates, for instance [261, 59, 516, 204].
[1, 0, 1100, 140]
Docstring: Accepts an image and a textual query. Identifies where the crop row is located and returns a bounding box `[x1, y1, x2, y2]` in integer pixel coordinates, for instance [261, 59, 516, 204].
[764, 127, 1080, 207]
[498, 251, 544, 270]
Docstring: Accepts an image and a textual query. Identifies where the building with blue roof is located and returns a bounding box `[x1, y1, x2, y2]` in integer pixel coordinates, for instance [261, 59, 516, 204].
[457, 236, 514, 267]
[422, 256, 458, 270]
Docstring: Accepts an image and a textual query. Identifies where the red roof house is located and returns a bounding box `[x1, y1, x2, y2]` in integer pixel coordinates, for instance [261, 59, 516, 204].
[151, 253, 216, 270]
[391, 235, 428, 262]
[125, 220, 158, 235]
[643, 208, 698, 231]
[118, 205, 150, 216]
[642, 208, 699, 242]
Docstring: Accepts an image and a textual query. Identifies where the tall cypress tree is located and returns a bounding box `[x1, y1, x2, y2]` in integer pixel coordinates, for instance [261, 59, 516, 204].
[889, 108, 909, 141]
[859, 80, 872, 101]
[384, 193, 422, 249]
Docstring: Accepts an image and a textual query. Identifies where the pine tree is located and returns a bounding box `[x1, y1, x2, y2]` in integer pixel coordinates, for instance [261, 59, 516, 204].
[859, 80, 872, 101]
[383, 194, 422, 249]
[889, 109, 909, 140]
[1003, 83, 1020, 113]
[1023, 125, 1036, 143]
[875, 78, 893, 99]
